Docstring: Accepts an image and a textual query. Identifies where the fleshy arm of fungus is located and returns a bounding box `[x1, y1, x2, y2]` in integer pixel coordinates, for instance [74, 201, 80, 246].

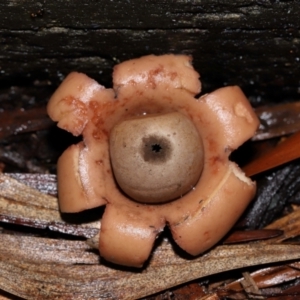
[57, 142, 107, 212]
[171, 162, 256, 255]
[57, 143, 87, 212]
[99, 203, 165, 267]
[166, 86, 259, 256]
[47, 72, 104, 136]
[47, 72, 110, 212]
[113, 54, 201, 96]
[199, 86, 260, 150]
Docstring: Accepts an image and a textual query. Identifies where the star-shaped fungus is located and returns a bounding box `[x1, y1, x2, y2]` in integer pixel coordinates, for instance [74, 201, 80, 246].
[47, 54, 259, 267]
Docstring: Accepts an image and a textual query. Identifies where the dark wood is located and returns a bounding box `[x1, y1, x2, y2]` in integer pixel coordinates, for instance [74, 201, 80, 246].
[0, 0, 299, 107]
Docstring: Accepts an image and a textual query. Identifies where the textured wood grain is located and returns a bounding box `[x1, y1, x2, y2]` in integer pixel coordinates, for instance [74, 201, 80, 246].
[0, 0, 299, 106]
[2, 1, 299, 30]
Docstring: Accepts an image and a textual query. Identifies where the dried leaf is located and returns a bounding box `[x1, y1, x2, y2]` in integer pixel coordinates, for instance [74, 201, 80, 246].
[0, 234, 99, 265]
[240, 272, 263, 299]
[0, 173, 99, 238]
[271, 281, 300, 298]
[2, 174, 300, 299]
[200, 205, 300, 299]
[0, 107, 52, 140]
[1, 240, 300, 299]
[172, 283, 206, 300]
[224, 229, 283, 244]
[264, 206, 300, 243]
[254, 101, 300, 141]
[244, 131, 300, 176]
[225, 263, 300, 293]
[9, 173, 58, 196]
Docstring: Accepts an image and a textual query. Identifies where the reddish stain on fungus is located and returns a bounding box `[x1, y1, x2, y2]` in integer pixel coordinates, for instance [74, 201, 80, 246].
[147, 65, 164, 89]
[210, 156, 223, 165]
[168, 71, 178, 81]
[207, 138, 218, 152]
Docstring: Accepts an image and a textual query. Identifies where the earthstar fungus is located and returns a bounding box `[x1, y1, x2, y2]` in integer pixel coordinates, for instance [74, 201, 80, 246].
[47, 54, 259, 267]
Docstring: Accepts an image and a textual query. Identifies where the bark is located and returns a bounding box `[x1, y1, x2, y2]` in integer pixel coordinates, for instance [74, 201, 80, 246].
[0, 0, 299, 107]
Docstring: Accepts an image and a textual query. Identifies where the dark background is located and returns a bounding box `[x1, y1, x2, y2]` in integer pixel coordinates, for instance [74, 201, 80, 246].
[0, 0, 299, 172]
[1, 1, 300, 106]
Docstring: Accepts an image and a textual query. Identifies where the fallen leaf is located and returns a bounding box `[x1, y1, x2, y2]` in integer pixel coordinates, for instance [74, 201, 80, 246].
[2, 174, 300, 299]
[0, 173, 100, 238]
